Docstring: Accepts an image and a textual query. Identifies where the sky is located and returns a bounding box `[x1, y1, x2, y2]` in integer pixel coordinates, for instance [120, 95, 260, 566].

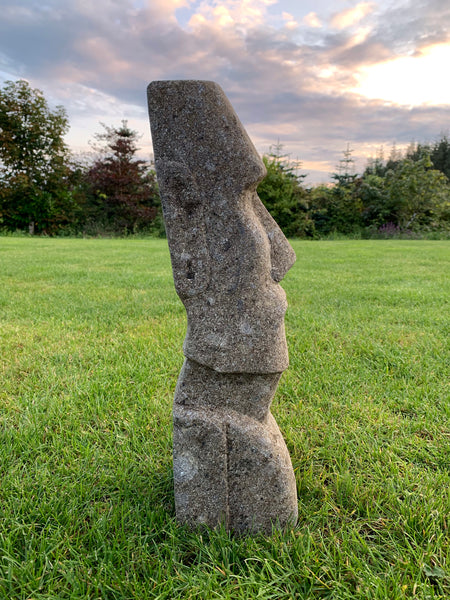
[0, 0, 449, 183]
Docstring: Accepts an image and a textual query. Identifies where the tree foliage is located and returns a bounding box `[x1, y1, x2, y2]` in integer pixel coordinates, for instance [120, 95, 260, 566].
[84, 121, 160, 233]
[309, 146, 363, 235]
[257, 152, 314, 237]
[315, 142, 450, 236]
[384, 152, 450, 230]
[430, 135, 450, 180]
[0, 80, 72, 233]
[0, 79, 449, 238]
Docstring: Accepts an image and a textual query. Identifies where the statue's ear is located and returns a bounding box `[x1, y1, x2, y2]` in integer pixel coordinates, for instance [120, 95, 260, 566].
[156, 160, 210, 299]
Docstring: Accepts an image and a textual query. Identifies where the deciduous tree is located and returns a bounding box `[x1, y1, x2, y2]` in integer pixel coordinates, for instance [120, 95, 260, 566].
[385, 152, 450, 230]
[257, 150, 313, 237]
[0, 79, 71, 233]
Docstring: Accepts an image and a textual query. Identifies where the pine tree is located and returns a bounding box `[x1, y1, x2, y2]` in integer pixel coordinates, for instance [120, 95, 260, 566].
[85, 121, 160, 233]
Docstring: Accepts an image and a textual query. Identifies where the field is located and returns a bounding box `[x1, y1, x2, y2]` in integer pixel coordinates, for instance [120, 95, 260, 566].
[0, 237, 449, 599]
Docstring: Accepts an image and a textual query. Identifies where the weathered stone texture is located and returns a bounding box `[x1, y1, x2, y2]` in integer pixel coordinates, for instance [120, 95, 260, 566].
[147, 80, 298, 534]
[173, 359, 298, 533]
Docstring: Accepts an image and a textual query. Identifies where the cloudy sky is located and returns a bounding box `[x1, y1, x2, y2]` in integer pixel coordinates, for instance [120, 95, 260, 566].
[0, 0, 449, 182]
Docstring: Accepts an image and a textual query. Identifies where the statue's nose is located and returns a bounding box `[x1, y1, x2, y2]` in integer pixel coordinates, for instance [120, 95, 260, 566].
[241, 154, 267, 190]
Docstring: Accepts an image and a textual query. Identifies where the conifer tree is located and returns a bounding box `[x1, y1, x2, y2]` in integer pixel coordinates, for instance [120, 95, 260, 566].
[85, 121, 160, 233]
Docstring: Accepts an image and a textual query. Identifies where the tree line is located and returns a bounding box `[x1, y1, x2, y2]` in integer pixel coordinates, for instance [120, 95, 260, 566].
[0, 80, 161, 236]
[1, 80, 449, 238]
[258, 141, 450, 239]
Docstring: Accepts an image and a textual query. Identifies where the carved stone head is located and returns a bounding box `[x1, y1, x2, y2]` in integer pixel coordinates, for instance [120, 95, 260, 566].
[148, 80, 296, 373]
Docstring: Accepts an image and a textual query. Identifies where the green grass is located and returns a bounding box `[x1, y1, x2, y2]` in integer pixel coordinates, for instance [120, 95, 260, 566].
[0, 237, 449, 599]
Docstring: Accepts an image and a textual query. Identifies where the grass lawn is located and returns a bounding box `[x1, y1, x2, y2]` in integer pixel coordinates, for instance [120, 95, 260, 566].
[0, 237, 449, 599]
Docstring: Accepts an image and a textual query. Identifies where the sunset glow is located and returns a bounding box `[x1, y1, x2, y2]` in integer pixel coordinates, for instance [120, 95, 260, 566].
[1, 0, 449, 182]
[353, 43, 450, 106]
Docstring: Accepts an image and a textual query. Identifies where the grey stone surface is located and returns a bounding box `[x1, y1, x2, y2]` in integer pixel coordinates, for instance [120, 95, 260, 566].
[147, 80, 298, 534]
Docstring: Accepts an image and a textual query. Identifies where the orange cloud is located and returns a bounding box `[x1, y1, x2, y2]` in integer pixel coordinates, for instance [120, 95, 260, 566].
[188, 0, 275, 30]
[331, 2, 375, 29]
[303, 12, 322, 28]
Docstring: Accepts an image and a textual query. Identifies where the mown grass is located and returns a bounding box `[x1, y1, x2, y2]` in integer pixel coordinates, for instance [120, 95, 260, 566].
[0, 238, 449, 599]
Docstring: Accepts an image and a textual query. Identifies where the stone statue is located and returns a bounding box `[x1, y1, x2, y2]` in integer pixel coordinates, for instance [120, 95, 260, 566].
[147, 80, 298, 534]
